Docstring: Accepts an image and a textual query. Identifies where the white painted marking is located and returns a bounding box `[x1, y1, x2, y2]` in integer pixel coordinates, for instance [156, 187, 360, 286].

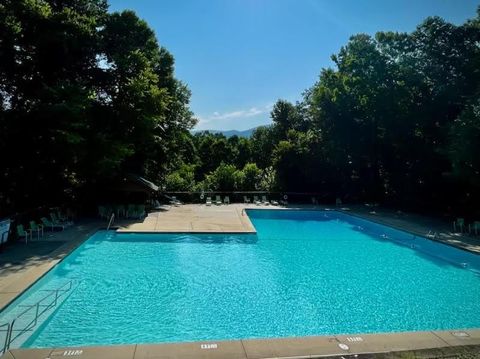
[338, 343, 349, 350]
[200, 343, 218, 349]
[452, 331, 469, 337]
[346, 336, 364, 342]
[63, 350, 83, 356]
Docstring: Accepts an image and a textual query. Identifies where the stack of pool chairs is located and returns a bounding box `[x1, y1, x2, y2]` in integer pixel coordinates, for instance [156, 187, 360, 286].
[98, 204, 146, 219]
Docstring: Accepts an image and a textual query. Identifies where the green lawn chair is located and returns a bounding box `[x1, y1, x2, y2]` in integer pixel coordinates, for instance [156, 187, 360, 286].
[215, 195, 222, 205]
[206, 197, 212, 206]
[41, 217, 64, 231]
[224, 196, 230, 204]
[29, 221, 44, 239]
[51, 212, 73, 226]
[56, 209, 69, 222]
[17, 225, 31, 243]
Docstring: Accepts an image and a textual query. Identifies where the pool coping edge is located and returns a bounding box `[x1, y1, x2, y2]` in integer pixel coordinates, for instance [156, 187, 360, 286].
[4, 329, 480, 359]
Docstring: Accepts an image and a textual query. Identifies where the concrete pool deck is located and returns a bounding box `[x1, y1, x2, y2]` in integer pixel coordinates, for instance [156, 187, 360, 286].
[0, 220, 102, 310]
[1, 204, 479, 358]
[116, 204, 257, 233]
[2, 330, 480, 359]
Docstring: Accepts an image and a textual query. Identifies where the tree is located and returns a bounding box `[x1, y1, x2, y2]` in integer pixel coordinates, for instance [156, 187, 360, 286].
[449, 101, 480, 187]
[165, 164, 196, 191]
[0, 1, 195, 214]
[240, 163, 261, 190]
[250, 126, 277, 169]
[204, 163, 238, 191]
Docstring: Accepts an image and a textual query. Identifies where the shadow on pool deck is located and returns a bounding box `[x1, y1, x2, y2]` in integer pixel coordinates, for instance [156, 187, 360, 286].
[342, 205, 480, 254]
[0, 220, 102, 310]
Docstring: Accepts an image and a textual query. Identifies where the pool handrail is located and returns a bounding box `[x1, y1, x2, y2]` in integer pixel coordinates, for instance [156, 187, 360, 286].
[0, 279, 76, 354]
[106, 213, 115, 231]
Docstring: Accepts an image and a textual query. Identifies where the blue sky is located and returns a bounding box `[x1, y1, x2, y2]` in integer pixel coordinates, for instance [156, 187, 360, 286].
[108, 0, 479, 131]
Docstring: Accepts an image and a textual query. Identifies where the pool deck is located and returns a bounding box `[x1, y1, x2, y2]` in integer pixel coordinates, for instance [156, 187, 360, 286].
[1, 204, 480, 359]
[0, 220, 102, 310]
[116, 204, 256, 233]
[2, 330, 480, 359]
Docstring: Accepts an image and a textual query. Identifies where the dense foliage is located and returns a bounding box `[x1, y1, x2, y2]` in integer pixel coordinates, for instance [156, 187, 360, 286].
[0, 0, 194, 214]
[169, 10, 480, 215]
[1, 1, 479, 216]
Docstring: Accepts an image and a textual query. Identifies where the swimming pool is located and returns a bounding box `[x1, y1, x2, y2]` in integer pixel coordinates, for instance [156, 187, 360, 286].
[1, 209, 479, 349]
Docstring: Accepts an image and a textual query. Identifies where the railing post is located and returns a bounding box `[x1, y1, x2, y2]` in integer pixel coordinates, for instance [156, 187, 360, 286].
[1, 323, 10, 355]
[34, 303, 39, 327]
[107, 213, 115, 231]
[6, 320, 15, 351]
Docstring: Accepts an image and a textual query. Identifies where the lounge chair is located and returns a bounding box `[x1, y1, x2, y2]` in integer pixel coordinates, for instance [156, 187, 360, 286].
[41, 217, 64, 231]
[152, 199, 163, 210]
[279, 197, 288, 206]
[261, 195, 270, 205]
[206, 197, 212, 206]
[169, 196, 182, 206]
[243, 196, 251, 204]
[253, 196, 261, 205]
[215, 195, 222, 205]
[29, 221, 44, 239]
[270, 199, 279, 206]
[224, 196, 230, 205]
[54, 209, 71, 224]
[17, 225, 31, 243]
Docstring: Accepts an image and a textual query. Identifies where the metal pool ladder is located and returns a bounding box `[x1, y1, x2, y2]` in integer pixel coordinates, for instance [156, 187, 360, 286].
[107, 212, 115, 231]
[0, 279, 77, 354]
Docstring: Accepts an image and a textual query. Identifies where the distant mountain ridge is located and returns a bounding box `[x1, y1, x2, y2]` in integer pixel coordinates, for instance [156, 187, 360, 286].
[193, 127, 257, 138]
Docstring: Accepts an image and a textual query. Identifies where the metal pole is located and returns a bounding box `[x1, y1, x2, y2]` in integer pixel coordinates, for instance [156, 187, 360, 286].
[1, 323, 10, 355]
[6, 320, 15, 351]
[34, 303, 39, 327]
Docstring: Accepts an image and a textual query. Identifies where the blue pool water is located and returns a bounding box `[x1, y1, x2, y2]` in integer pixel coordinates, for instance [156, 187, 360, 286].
[1, 210, 480, 348]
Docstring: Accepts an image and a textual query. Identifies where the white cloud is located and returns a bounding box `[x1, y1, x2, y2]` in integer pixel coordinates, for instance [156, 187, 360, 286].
[197, 103, 273, 129]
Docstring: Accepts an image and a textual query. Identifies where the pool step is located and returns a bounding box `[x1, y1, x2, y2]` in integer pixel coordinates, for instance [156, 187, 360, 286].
[0, 279, 79, 354]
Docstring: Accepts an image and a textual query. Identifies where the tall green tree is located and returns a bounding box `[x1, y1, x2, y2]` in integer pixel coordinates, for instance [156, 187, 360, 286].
[0, 1, 194, 214]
